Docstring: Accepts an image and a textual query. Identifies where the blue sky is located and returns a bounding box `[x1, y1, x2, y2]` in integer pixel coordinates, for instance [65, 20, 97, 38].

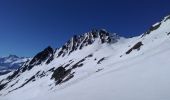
[0, 0, 170, 57]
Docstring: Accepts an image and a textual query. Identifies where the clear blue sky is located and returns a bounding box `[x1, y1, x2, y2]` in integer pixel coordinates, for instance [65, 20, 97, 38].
[0, 0, 170, 57]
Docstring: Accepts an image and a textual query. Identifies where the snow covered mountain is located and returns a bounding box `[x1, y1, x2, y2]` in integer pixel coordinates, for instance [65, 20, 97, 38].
[0, 55, 30, 75]
[0, 15, 170, 100]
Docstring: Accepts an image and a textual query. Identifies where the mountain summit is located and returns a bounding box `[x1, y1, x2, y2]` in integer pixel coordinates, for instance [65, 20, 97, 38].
[0, 15, 170, 100]
[57, 29, 119, 57]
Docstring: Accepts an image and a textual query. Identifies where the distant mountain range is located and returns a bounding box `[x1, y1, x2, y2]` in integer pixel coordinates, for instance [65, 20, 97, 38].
[0, 55, 30, 75]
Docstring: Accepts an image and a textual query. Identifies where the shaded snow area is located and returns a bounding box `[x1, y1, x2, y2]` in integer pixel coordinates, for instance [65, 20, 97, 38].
[0, 15, 170, 100]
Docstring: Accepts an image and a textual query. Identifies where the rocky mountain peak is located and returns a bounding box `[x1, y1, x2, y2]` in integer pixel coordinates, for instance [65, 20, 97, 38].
[57, 29, 119, 57]
[29, 46, 54, 66]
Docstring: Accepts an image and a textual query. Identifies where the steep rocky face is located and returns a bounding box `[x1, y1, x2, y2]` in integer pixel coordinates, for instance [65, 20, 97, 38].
[29, 46, 54, 66]
[20, 46, 54, 72]
[57, 29, 119, 57]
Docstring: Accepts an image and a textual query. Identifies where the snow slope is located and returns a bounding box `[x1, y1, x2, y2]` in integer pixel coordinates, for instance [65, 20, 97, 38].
[0, 15, 170, 100]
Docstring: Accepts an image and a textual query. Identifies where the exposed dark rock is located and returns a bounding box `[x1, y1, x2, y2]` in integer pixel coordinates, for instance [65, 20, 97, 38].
[21, 66, 27, 73]
[25, 76, 36, 84]
[51, 67, 74, 85]
[46, 55, 54, 64]
[142, 15, 170, 37]
[51, 58, 86, 84]
[51, 66, 65, 81]
[68, 35, 79, 54]
[96, 68, 103, 72]
[0, 83, 7, 91]
[27, 65, 34, 71]
[126, 42, 143, 54]
[36, 71, 46, 78]
[99, 29, 110, 43]
[20, 61, 29, 73]
[142, 23, 161, 37]
[167, 32, 170, 35]
[58, 50, 64, 57]
[69, 60, 73, 62]
[20, 76, 36, 88]
[16, 46, 54, 73]
[71, 59, 85, 69]
[7, 69, 20, 80]
[97, 58, 105, 64]
[61, 72, 75, 83]
[51, 66, 70, 84]
[85, 54, 93, 58]
[29, 46, 54, 67]
[64, 64, 71, 68]
[64, 61, 74, 68]
[48, 67, 55, 72]
[164, 15, 170, 22]
[9, 80, 19, 88]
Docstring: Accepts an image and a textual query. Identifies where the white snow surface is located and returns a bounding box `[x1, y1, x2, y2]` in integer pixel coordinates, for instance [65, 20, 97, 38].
[0, 16, 170, 100]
